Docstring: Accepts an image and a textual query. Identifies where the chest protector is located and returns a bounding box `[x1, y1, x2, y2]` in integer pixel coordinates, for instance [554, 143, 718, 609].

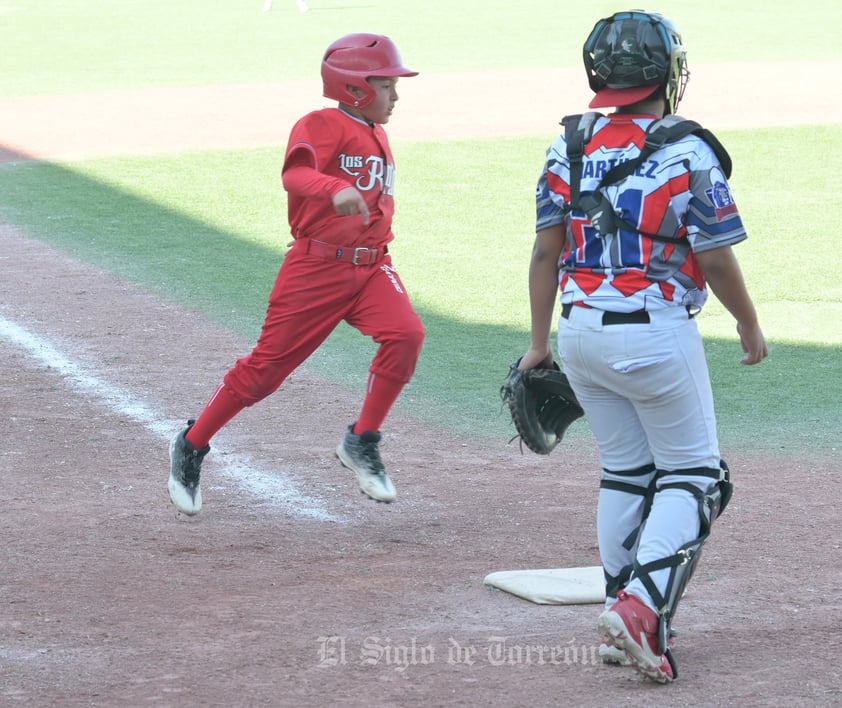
[562, 112, 732, 242]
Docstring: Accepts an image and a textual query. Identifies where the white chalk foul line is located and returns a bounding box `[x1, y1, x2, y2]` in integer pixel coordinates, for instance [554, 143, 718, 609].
[0, 315, 339, 522]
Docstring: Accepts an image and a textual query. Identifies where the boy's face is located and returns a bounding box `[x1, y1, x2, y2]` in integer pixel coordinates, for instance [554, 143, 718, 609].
[346, 77, 400, 124]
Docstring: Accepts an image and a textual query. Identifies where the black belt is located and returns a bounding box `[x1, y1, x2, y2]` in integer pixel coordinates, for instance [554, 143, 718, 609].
[561, 303, 694, 324]
[561, 303, 650, 325]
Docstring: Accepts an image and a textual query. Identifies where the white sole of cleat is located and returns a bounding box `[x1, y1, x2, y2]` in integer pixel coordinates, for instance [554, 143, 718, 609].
[335, 447, 396, 503]
[598, 612, 673, 683]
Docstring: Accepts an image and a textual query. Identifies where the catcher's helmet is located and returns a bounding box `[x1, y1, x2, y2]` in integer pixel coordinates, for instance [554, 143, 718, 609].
[583, 10, 688, 114]
[321, 33, 418, 108]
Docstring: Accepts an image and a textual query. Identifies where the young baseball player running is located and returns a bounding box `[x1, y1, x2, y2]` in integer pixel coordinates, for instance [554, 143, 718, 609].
[518, 10, 767, 682]
[168, 34, 424, 514]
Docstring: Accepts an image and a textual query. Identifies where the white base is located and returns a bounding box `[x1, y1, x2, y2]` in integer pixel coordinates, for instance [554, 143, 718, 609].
[484, 566, 605, 605]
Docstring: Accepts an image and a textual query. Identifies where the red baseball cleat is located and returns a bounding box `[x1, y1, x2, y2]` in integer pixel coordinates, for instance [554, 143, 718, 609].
[597, 590, 677, 683]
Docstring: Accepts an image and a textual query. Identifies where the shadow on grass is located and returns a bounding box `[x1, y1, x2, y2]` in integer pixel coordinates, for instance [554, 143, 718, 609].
[1, 156, 837, 458]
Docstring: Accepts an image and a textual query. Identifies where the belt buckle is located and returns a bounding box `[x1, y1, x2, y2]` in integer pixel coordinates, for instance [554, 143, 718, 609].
[352, 247, 372, 265]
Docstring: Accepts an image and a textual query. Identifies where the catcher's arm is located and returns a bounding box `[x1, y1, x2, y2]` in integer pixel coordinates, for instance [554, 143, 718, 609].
[695, 246, 767, 365]
[521, 225, 565, 369]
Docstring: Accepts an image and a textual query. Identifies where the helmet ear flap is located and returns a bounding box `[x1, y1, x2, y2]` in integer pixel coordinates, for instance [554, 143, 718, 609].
[343, 82, 374, 109]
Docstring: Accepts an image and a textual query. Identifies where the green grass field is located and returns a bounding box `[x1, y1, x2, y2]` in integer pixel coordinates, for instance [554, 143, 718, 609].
[3, 1, 841, 96]
[1, 1, 840, 456]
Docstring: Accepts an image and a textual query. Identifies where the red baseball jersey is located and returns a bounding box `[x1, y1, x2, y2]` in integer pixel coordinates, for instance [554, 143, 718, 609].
[283, 107, 397, 247]
[536, 113, 747, 312]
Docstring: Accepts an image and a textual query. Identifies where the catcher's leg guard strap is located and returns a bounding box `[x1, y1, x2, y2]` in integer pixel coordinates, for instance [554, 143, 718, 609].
[600, 462, 658, 551]
[604, 566, 633, 602]
[631, 461, 733, 653]
[599, 463, 656, 599]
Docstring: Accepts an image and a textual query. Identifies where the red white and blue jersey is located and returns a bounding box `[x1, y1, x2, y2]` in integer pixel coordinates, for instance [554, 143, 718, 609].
[536, 113, 747, 312]
[284, 107, 397, 247]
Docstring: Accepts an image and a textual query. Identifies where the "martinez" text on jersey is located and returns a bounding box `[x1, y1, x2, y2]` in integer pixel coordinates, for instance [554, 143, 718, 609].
[582, 158, 659, 180]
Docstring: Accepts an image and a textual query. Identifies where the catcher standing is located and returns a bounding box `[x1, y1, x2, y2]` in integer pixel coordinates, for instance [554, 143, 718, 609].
[168, 34, 424, 513]
[519, 10, 767, 682]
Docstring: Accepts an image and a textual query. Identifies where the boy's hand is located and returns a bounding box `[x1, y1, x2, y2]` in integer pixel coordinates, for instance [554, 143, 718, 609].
[737, 321, 768, 365]
[332, 187, 370, 225]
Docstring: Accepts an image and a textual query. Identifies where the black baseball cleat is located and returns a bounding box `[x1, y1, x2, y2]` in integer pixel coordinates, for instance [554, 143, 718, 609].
[168, 421, 210, 515]
[335, 424, 396, 503]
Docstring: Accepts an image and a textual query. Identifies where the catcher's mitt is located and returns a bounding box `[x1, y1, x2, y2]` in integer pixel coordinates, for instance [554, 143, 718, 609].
[500, 359, 585, 454]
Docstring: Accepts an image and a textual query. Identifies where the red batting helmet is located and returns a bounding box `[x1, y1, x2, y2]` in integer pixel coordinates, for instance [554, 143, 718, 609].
[321, 33, 418, 108]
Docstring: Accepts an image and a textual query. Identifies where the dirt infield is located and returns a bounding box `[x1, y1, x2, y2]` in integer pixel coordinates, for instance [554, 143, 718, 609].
[2, 70, 841, 706]
[1, 61, 840, 161]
